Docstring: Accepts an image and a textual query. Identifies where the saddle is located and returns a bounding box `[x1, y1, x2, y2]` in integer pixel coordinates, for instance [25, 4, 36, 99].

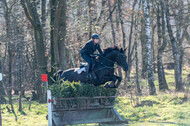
[76, 61, 95, 74]
[76, 57, 96, 75]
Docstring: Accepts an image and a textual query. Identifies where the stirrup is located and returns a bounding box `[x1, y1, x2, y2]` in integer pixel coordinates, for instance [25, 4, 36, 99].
[85, 74, 91, 80]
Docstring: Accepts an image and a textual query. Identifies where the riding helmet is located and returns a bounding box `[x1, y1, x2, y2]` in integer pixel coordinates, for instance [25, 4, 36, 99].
[92, 34, 100, 39]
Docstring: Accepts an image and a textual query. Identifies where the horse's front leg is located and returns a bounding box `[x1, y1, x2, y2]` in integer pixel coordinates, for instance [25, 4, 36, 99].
[107, 75, 122, 88]
[114, 75, 122, 88]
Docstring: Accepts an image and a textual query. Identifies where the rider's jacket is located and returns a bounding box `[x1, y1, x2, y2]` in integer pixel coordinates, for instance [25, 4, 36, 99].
[80, 40, 103, 56]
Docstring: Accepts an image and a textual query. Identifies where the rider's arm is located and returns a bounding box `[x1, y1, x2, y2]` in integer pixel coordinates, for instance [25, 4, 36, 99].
[97, 44, 103, 55]
[85, 44, 92, 55]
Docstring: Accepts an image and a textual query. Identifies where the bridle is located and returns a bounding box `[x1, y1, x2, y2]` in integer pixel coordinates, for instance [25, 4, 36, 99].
[116, 53, 126, 66]
[94, 52, 125, 72]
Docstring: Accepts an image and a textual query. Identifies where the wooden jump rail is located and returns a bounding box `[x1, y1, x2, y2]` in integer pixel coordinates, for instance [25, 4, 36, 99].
[53, 96, 116, 110]
[47, 90, 128, 126]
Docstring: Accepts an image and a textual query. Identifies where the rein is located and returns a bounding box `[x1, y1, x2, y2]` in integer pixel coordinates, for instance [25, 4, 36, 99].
[100, 56, 115, 64]
[94, 54, 119, 72]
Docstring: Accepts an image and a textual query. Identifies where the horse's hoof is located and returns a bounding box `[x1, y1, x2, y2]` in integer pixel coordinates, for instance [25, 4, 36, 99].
[104, 84, 110, 88]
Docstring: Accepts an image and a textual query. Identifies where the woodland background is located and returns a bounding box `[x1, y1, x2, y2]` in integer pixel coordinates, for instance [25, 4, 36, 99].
[0, 0, 190, 125]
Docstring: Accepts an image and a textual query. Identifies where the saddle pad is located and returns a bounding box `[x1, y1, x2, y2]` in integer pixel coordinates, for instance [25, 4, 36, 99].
[75, 67, 86, 74]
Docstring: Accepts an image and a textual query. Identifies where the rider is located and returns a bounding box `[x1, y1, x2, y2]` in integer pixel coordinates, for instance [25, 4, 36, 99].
[80, 33, 103, 79]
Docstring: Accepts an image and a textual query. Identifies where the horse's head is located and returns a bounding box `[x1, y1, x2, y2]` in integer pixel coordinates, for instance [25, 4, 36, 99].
[115, 48, 128, 71]
[103, 46, 128, 71]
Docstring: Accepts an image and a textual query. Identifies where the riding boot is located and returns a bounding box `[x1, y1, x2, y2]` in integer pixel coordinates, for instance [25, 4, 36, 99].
[85, 65, 90, 80]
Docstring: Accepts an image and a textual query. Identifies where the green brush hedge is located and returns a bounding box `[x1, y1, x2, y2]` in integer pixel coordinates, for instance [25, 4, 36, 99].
[49, 81, 117, 98]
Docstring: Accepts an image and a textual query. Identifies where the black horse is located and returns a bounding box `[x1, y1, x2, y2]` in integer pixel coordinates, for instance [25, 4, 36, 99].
[53, 46, 128, 88]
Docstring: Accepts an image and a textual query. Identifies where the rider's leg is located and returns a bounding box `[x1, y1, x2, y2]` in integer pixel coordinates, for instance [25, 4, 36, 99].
[81, 54, 92, 79]
[85, 64, 90, 76]
[85, 61, 92, 79]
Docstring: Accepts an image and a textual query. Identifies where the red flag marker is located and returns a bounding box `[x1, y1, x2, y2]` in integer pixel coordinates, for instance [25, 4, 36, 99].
[41, 74, 48, 82]
[48, 99, 53, 103]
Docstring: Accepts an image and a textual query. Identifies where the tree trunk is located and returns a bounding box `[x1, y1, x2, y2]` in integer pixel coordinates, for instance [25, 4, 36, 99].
[8, 46, 12, 104]
[140, 16, 147, 78]
[165, 0, 183, 91]
[100, 0, 117, 33]
[3, 0, 13, 103]
[175, 1, 184, 76]
[157, 2, 168, 91]
[127, 0, 137, 82]
[19, 87, 22, 112]
[116, 3, 122, 78]
[18, 49, 22, 111]
[117, 0, 126, 48]
[41, 0, 46, 28]
[49, 0, 57, 84]
[135, 16, 141, 95]
[53, 0, 67, 70]
[108, 0, 116, 45]
[41, 0, 46, 46]
[21, 0, 47, 74]
[88, 0, 93, 39]
[96, 0, 106, 25]
[135, 0, 142, 95]
[151, 24, 156, 73]
[0, 61, 6, 103]
[21, 0, 47, 100]
[143, 0, 156, 95]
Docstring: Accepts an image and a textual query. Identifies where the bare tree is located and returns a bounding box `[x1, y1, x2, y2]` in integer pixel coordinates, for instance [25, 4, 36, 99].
[155, 1, 168, 91]
[2, 0, 13, 105]
[175, 1, 184, 77]
[117, 0, 126, 48]
[165, 0, 183, 91]
[127, 0, 137, 83]
[135, 0, 142, 95]
[0, 57, 6, 103]
[88, 0, 93, 39]
[142, 0, 156, 95]
[140, 16, 147, 78]
[49, 0, 69, 70]
[21, 0, 47, 100]
[18, 44, 23, 112]
[52, 0, 67, 70]
[21, 0, 47, 74]
[108, 0, 116, 45]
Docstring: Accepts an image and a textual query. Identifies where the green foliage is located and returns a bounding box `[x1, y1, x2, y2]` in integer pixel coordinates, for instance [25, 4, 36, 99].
[49, 81, 117, 98]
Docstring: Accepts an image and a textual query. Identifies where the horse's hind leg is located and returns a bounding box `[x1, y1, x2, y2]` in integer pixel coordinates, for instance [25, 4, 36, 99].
[108, 75, 122, 88]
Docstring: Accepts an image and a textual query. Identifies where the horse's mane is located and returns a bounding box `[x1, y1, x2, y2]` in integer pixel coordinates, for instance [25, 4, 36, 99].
[103, 46, 123, 56]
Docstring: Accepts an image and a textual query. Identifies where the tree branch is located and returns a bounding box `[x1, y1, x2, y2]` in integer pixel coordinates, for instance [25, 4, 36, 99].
[100, 0, 117, 33]
[20, 0, 42, 33]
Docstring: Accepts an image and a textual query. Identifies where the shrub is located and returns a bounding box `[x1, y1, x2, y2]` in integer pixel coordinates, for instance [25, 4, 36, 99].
[49, 81, 117, 98]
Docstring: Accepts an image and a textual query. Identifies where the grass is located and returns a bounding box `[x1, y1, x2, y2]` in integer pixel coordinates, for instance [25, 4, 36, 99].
[1, 101, 48, 126]
[1, 94, 190, 126]
[1, 68, 190, 126]
[115, 93, 190, 126]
